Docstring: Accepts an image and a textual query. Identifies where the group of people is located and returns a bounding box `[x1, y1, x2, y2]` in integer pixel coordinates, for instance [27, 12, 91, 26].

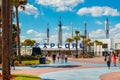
[52, 53, 68, 64]
[105, 52, 120, 69]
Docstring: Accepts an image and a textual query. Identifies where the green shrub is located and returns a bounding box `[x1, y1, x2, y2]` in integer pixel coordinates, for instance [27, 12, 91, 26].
[21, 56, 39, 60]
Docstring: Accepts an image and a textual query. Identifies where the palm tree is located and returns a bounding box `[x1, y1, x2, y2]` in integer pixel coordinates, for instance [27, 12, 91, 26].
[65, 38, 74, 53]
[74, 30, 80, 53]
[89, 42, 94, 52]
[80, 35, 86, 54]
[12, 24, 17, 48]
[94, 40, 99, 56]
[2, 0, 11, 79]
[85, 38, 91, 54]
[87, 41, 94, 57]
[12, 0, 27, 64]
[98, 41, 103, 56]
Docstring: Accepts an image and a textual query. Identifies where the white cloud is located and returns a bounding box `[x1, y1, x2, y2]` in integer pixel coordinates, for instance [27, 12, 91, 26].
[110, 23, 120, 38]
[89, 29, 105, 39]
[49, 32, 71, 45]
[21, 29, 72, 45]
[96, 21, 103, 25]
[55, 26, 70, 30]
[62, 26, 69, 30]
[21, 23, 120, 44]
[36, 0, 84, 11]
[50, 34, 58, 44]
[77, 6, 120, 17]
[26, 29, 46, 37]
[20, 36, 27, 42]
[89, 23, 120, 39]
[26, 29, 34, 34]
[19, 3, 39, 18]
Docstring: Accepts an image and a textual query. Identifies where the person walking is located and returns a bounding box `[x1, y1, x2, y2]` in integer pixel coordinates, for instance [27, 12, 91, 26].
[57, 53, 60, 63]
[113, 53, 117, 67]
[106, 53, 111, 69]
[65, 54, 68, 63]
[60, 54, 64, 64]
[118, 53, 120, 64]
[118, 53, 120, 68]
[52, 53, 56, 64]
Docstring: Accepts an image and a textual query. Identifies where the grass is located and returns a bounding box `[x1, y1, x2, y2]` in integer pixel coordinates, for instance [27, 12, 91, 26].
[22, 60, 39, 65]
[15, 59, 51, 66]
[12, 74, 41, 80]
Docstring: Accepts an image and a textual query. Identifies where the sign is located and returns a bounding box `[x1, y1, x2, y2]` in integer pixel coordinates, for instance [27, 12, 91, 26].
[34, 42, 83, 49]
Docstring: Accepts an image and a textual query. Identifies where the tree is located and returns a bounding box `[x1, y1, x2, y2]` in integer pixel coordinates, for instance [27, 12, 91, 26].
[2, 0, 12, 79]
[0, 0, 1, 63]
[65, 38, 74, 53]
[0, 24, 17, 63]
[94, 40, 99, 56]
[89, 42, 94, 53]
[85, 38, 91, 53]
[97, 41, 103, 56]
[80, 35, 86, 54]
[74, 30, 80, 53]
[12, 0, 27, 64]
[12, 24, 18, 49]
[22, 39, 36, 46]
[21, 39, 36, 55]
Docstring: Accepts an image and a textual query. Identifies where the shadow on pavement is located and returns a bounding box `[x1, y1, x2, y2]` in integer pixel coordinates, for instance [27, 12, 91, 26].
[53, 65, 81, 68]
[29, 65, 81, 68]
[42, 78, 55, 80]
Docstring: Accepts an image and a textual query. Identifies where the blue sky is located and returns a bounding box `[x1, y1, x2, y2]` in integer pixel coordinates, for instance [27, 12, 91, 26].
[14, 0, 120, 44]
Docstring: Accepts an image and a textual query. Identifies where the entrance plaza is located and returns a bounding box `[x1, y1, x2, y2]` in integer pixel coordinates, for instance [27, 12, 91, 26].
[1, 57, 119, 80]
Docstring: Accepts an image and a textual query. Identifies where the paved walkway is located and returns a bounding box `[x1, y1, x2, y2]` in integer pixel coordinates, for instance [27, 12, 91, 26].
[40, 67, 120, 80]
[1, 57, 120, 80]
[38, 58, 120, 80]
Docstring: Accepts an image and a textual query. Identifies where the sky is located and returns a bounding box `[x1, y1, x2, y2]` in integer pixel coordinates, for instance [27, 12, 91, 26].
[14, 0, 120, 45]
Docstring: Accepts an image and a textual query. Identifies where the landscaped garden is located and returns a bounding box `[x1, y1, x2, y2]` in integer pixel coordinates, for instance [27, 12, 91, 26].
[14, 56, 51, 66]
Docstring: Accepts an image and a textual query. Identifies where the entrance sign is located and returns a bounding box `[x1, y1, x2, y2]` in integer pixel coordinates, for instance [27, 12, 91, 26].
[34, 42, 83, 49]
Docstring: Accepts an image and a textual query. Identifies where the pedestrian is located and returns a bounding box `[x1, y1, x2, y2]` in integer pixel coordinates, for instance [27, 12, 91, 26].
[52, 53, 56, 64]
[113, 53, 117, 67]
[104, 52, 108, 61]
[57, 53, 60, 63]
[106, 53, 111, 69]
[118, 53, 120, 68]
[118, 53, 120, 64]
[60, 54, 64, 64]
[65, 54, 68, 63]
[11, 58, 15, 70]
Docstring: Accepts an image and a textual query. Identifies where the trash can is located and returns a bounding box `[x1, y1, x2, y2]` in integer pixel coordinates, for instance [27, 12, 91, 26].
[42, 56, 46, 64]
